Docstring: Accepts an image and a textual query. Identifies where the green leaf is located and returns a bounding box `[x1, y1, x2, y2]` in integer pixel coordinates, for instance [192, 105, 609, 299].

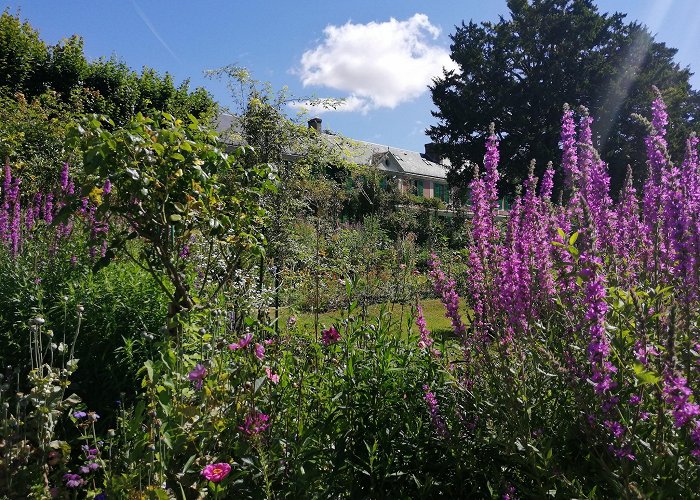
[182, 454, 197, 474]
[144, 360, 154, 382]
[161, 432, 173, 449]
[170, 152, 185, 161]
[254, 375, 266, 393]
[633, 362, 661, 385]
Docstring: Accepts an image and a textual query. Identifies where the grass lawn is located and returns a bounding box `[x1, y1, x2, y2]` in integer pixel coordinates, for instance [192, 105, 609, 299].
[271, 298, 456, 339]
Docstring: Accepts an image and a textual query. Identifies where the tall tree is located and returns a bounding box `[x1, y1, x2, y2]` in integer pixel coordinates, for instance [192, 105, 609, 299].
[428, 0, 700, 197]
[0, 10, 217, 124]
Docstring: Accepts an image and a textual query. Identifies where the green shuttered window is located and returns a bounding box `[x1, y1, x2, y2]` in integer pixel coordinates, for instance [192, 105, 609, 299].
[414, 179, 424, 197]
[435, 183, 449, 203]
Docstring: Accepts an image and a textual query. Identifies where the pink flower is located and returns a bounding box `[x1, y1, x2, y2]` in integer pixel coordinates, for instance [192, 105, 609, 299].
[229, 333, 253, 351]
[254, 343, 265, 360]
[201, 462, 231, 483]
[321, 326, 341, 345]
[188, 364, 207, 390]
[265, 367, 280, 384]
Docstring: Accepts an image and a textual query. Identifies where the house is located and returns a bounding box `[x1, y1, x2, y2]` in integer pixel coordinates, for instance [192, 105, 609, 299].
[215, 113, 509, 212]
[307, 118, 452, 204]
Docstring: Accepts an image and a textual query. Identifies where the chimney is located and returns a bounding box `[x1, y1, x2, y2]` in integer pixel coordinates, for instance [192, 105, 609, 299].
[424, 142, 440, 163]
[308, 117, 322, 133]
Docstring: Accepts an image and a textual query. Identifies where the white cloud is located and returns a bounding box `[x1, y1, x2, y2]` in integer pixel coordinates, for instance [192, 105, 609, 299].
[296, 14, 456, 112]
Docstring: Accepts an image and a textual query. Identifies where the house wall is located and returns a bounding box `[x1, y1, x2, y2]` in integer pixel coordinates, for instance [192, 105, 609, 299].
[394, 176, 442, 198]
[397, 178, 409, 194]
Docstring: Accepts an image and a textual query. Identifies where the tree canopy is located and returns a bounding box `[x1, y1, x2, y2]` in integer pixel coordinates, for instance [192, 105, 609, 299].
[428, 0, 700, 197]
[0, 10, 216, 125]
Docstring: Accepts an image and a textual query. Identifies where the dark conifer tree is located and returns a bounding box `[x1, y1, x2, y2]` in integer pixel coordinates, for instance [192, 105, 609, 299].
[428, 0, 699, 197]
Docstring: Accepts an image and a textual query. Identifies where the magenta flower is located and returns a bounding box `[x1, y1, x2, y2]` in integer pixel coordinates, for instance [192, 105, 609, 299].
[229, 333, 253, 351]
[201, 462, 231, 483]
[415, 304, 434, 349]
[60, 163, 70, 191]
[254, 343, 265, 360]
[690, 423, 700, 457]
[82, 445, 99, 457]
[604, 419, 626, 439]
[63, 473, 85, 489]
[43, 192, 53, 224]
[428, 254, 467, 340]
[321, 326, 341, 345]
[422, 384, 448, 437]
[239, 410, 271, 435]
[663, 373, 700, 427]
[610, 445, 636, 461]
[502, 483, 518, 500]
[188, 364, 207, 390]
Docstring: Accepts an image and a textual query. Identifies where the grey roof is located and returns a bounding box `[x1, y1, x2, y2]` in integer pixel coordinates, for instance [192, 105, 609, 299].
[321, 134, 448, 180]
[213, 113, 447, 181]
[213, 113, 244, 144]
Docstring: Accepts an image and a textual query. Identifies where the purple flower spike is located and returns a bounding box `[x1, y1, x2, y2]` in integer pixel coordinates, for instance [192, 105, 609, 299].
[60, 163, 70, 191]
[422, 384, 448, 437]
[415, 304, 434, 350]
[239, 410, 270, 435]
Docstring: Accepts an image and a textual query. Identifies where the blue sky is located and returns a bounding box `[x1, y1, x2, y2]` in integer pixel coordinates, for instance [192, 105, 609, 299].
[2, 1, 700, 152]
